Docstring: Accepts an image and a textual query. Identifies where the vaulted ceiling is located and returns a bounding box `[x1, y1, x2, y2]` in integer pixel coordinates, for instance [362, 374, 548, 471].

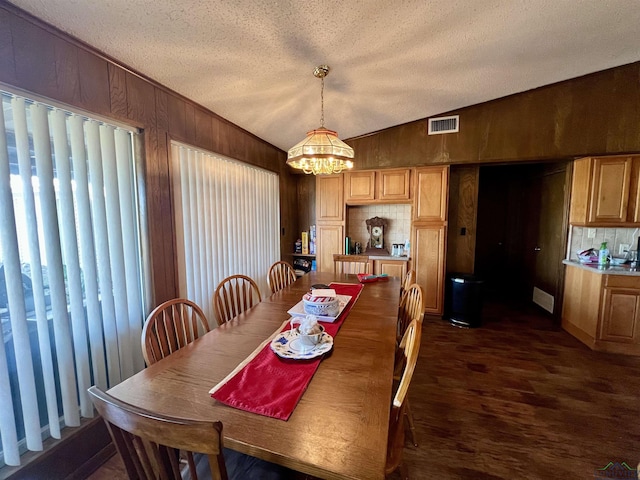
[8, 0, 640, 151]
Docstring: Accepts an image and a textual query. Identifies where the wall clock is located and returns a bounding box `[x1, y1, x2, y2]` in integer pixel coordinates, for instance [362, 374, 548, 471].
[365, 216, 388, 253]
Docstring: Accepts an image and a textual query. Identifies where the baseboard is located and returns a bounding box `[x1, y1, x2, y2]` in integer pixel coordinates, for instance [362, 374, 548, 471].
[66, 443, 116, 480]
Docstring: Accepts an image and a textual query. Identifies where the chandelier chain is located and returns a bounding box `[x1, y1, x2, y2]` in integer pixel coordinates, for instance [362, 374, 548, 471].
[320, 75, 325, 128]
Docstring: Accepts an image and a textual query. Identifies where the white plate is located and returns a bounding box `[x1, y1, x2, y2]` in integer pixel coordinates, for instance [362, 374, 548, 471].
[287, 295, 352, 322]
[270, 330, 333, 360]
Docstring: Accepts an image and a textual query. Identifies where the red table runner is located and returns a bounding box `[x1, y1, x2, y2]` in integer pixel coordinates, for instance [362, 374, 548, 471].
[210, 282, 364, 420]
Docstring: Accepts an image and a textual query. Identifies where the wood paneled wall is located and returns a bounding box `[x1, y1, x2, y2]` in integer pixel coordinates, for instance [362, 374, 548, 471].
[346, 61, 640, 168]
[0, 2, 296, 305]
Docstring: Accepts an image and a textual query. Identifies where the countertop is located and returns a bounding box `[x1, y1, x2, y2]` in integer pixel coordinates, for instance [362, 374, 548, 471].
[563, 259, 640, 276]
[368, 255, 411, 262]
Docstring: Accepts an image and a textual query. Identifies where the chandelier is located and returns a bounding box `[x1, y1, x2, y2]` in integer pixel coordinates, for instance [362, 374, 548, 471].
[287, 65, 355, 175]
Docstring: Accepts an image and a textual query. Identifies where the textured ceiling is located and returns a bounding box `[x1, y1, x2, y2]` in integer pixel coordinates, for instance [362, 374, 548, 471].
[8, 0, 640, 152]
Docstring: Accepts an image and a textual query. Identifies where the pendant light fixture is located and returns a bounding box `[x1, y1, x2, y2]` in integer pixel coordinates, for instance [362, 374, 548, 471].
[287, 65, 354, 175]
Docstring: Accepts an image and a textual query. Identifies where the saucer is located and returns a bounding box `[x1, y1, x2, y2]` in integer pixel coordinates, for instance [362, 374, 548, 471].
[270, 330, 333, 360]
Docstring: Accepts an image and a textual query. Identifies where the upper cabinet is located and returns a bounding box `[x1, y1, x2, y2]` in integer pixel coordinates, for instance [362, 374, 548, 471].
[344, 171, 376, 202]
[570, 156, 640, 225]
[414, 166, 449, 222]
[316, 175, 344, 222]
[344, 169, 411, 203]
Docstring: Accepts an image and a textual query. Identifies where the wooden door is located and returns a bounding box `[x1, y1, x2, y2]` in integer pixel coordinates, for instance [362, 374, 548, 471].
[531, 164, 570, 316]
[316, 175, 344, 221]
[378, 169, 410, 201]
[414, 167, 448, 222]
[588, 156, 632, 223]
[344, 171, 375, 202]
[316, 224, 344, 273]
[412, 225, 446, 314]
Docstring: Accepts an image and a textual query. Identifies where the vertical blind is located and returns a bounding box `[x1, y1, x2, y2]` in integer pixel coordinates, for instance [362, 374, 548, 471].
[0, 91, 146, 466]
[171, 142, 280, 323]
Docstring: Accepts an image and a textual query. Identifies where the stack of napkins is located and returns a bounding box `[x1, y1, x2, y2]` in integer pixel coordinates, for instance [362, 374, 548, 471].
[310, 289, 336, 298]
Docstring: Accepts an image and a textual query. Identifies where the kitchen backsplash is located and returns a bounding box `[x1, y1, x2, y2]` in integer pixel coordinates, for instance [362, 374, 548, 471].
[569, 226, 640, 259]
[347, 204, 411, 252]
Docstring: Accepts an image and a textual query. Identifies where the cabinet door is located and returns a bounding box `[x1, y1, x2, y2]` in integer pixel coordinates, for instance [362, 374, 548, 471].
[600, 287, 640, 342]
[316, 224, 344, 273]
[412, 225, 446, 314]
[378, 169, 410, 201]
[569, 158, 592, 225]
[588, 157, 632, 223]
[316, 175, 344, 221]
[631, 158, 640, 223]
[414, 166, 449, 222]
[374, 260, 407, 279]
[344, 171, 375, 202]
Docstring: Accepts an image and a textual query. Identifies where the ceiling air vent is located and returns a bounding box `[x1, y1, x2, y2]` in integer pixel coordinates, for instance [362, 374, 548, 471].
[428, 115, 459, 135]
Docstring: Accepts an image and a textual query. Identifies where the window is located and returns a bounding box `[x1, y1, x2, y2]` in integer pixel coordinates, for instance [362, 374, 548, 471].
[171, 142, 280, 322]
[0, 89, 146, 466]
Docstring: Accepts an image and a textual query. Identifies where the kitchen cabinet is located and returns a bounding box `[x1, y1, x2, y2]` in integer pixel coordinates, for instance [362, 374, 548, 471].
[600, 276, 640, 343]
[316, 224, 344, 273]
[414, 166, 449, 222]
[410, 165, 449, 315]
[344, 171, 375, 202]
[344, 169, 411, 203]
[562, 262, 640, 355]
[316, 175, 344, 222]
[373, 259, 408, 279]
[569, 155, 640, 225]
[412, 225, 446, 314]
[316, 175, 345, 273]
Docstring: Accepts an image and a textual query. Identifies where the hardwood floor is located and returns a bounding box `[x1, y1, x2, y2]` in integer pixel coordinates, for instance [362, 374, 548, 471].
[87, 300, 640, 480]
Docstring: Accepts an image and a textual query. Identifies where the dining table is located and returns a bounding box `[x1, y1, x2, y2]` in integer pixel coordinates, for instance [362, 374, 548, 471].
[107, 272, 401, 480]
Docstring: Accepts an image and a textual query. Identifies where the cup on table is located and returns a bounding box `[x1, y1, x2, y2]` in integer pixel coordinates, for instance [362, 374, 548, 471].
[290, 317, 325, 347]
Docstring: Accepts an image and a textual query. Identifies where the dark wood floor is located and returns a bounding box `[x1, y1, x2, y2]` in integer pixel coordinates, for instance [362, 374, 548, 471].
[87, 300, 640, 480]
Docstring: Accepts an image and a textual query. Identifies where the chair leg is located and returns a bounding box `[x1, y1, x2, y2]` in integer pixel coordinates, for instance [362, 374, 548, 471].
[405, 398, 418, 447]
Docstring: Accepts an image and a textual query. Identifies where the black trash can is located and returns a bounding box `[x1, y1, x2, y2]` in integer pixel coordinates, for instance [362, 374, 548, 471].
[447, 274, 484, 328]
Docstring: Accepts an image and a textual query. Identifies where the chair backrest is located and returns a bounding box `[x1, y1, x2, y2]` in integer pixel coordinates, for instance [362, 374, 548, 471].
[401, 269, 416, 294]
[267, 261, 297, 294]
[88, 386, 228, 480]
[333, 254, 372, 275]
[141, 298, 210, 366]
[397, 283, 424, 344]
[385, 319, 422, 476]
[213, 275, 262, 326]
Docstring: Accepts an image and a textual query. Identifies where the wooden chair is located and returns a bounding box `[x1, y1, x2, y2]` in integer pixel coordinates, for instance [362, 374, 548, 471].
[267, 261, 296, 294]
[141, 298, 210, 366]
[333, 254, 372, 274]
[213, 275, 262, 326]
[88, 386, 292, 480]
[396, 283, 424, 448]
[401, 269, 416, 295]
[386, 319, 422, 479]
[397, 283, 424, 344]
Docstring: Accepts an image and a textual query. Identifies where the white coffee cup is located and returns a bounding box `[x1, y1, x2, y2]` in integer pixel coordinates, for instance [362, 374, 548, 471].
[290, 317, 325, 347]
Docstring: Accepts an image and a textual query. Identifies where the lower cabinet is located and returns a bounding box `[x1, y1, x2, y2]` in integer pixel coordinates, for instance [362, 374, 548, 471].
[373, 259, 408, 279]
[412, 225, 446, 315]
[562, 265, 640, 355]
[600, 281, 640, 343]
[316, 224, 344, 273]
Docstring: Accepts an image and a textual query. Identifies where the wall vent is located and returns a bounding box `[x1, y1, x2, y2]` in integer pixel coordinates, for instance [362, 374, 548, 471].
[428, 115, 459, 135]
[532, 287, 554, 314]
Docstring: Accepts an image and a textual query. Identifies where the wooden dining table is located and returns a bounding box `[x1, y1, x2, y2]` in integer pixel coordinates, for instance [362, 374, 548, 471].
[107, 272, 400, 480]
